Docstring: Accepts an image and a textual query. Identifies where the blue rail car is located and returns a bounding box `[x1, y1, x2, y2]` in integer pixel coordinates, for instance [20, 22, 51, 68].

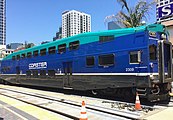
[0, 24, 172, 101]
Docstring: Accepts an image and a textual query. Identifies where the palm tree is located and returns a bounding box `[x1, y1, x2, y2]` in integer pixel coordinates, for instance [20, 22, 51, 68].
[108, 0, 156, 28]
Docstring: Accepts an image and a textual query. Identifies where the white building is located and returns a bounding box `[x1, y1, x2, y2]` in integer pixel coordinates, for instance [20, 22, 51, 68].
[62, 10, 91, 38]
[0, 48, 14, 59]
[0, 0, 6, 47]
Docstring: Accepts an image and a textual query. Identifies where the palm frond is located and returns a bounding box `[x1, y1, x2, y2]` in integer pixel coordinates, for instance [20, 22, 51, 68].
[115, 0, 156, 27]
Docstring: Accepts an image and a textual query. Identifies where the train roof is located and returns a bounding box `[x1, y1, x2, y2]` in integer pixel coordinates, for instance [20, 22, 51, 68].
[3, 24, 165, 60]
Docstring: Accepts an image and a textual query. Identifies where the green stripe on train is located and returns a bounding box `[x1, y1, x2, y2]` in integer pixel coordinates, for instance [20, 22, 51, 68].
[3, 24, 164, 60]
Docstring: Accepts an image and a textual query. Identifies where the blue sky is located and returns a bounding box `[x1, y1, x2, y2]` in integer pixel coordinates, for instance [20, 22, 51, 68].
[6, 0, 156, 45]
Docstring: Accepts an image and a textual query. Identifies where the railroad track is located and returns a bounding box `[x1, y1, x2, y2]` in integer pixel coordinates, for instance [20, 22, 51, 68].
[0, 86, 163, 120]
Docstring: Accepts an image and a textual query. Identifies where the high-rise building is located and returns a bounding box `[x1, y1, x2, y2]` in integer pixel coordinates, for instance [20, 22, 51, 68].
[53, 27, 62, 41]
[62, 10, 91, 38]
[0, 0, 6, 49]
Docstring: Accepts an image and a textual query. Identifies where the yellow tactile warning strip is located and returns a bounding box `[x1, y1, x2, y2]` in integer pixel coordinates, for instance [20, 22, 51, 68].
[0, 95, 63, 120]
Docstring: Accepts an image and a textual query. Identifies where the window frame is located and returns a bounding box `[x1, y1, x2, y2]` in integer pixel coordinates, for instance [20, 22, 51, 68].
[32, 70, 38, 77]
[33, 50, 39, 57]
[27, 52, 32, 58]
[12, 56, 16, 60]
[129, 51, 142, 64]
[149, 45, 157, 61]
[86, 56, 95, 67]
[48, 70, 55, 76]
[16, 55, 20, 60]
[48, 46, 56, 54]
[26, 70, 31, 77]
[99, 35, 115, 43]
[69, 40, 80, 51]
[40, 48, 47, 56]
[98, 54, 115, 66]
[21, 53, 26, 59]
[58, 43, 66, 54]
[40, 70, 46, 77]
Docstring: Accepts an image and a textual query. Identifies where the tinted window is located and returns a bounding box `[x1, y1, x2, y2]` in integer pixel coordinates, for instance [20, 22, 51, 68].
[12, 56, 16, 60]
[48, 70, 55, 76]
[149, 45, 157, 60]
[69, 41, 79, 50]
[40, 70, 46, 76]
[58, 44, 66, 54]
[27, 52, 32, 58]
[21, 54, 26, 59]
[33, 50, 39, 57]
[99, 35, 115, 42]
[40, 49, 47, 56]
[86, 56, 95, 66]
[48, 46, 56, 54]
[130, 51, 141, 64]
[26, 70, 31, 76]
[99, 54, 114, 66]
[2, 67, 10, 72]
[32, 70, 38, 77]
[16, 55, 20, 60]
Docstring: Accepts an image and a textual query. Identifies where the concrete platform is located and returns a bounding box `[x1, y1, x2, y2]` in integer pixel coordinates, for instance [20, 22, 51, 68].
[0, 100, 38, 120]
[144, 98, 173, 120]
[145, 107, 173, 120]
[0, 94, 70, 120]
[0, 85, 173, 120]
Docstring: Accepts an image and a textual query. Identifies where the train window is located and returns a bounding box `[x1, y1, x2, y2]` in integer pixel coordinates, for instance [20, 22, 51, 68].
[58, 44, 66, 54]
[7, 67, 10, 71]
[99, 54, 114, 66]
[149, 45, 157, 60]
[12, 56, 16, 60]
[69, 41, 79, 50]
[21, 53, 26, 59]
[33, 50, 39, 57]
[130, 51, 141, 64]
[86, 56, 95, 66]
[27, 52, 32, 58]
[40, 70, 46, 76]
[48, 70, 55, 76]
[26, 70, 31, 76]
[99, 35, 115, 42]
[32, 70, 38, 77]
[48, 46, 56, 54]
[40, 48, 47, 56]
[16, 55, 20, 60]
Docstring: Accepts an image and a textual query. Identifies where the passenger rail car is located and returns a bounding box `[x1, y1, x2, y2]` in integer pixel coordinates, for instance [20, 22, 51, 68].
[0, 24, 172, 101]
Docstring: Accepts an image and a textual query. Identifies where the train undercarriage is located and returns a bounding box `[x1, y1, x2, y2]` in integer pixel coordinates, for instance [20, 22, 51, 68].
[0, 77, 171, 102]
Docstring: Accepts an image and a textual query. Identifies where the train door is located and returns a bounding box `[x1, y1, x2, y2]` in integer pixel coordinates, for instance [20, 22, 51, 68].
[63, 62, 73, 89]
[159, 41, 173, 83]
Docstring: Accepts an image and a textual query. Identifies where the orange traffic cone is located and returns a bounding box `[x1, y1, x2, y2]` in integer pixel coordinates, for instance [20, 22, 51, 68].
[135, 92, 142, 110]
[80, 101, 88, 120]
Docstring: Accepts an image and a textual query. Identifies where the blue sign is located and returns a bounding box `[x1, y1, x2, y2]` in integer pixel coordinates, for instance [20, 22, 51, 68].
[158, 3, 173, 19]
